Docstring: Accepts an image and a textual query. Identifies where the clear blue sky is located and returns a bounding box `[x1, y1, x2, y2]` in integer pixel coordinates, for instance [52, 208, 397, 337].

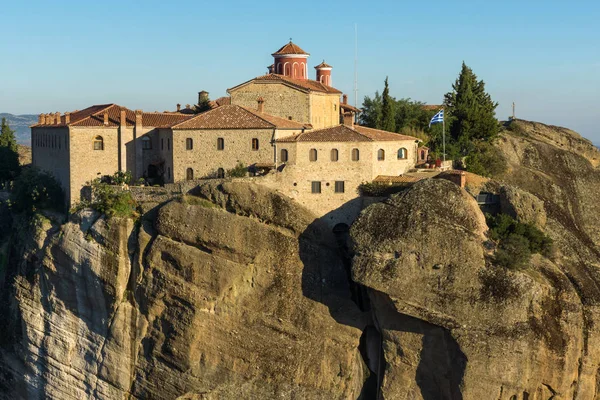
[1, 0, 598, 141]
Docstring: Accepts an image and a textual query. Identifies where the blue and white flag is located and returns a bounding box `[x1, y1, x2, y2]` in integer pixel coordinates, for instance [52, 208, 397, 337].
[429, 109, 444, 127]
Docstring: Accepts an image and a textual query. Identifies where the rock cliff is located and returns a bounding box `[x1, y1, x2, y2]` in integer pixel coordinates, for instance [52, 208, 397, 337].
[2, 120, 600, 399]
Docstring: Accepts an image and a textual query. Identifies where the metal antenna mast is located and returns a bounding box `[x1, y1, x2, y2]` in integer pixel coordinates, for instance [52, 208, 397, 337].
[354, 23, 358, 110]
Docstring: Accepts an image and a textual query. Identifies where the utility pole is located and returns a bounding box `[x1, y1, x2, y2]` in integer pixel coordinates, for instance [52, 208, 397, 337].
[512, 102, 515, 120]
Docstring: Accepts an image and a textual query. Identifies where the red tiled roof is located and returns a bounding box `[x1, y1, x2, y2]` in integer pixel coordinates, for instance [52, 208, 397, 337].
[228, 73, 342, 95]
[422, 105, 443, 111]
[171, 105, 308, 130]
[314, 60, 332, 69]
[33, 104, 192, 128]
[374, 175, 424, 183]
[272, 41, 309, 56]
[276, 124, 419, 143]
[209, 96, 232, 109]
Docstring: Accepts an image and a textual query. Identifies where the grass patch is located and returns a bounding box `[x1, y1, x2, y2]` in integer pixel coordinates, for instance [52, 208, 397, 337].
[180, 195, 217, 208]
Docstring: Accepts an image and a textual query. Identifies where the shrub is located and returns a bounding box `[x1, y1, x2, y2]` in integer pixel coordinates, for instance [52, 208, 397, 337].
[74, 180, 138, 219]
[227, 163, 247, 178]
[180, 195, 217, 208]
[9, 167, 65, 214]
[100, 171, 133, 185]
[494, 234, 531, 270]
[486, 213, 553, 270]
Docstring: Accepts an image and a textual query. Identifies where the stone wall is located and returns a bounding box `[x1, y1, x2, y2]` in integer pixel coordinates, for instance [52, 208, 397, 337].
[69, 127, 121, 205]
[31, 126, 71, 203]
[309, 92, 340, 129]
[229, 82, 310, 124]
[170, 128, 279, 181]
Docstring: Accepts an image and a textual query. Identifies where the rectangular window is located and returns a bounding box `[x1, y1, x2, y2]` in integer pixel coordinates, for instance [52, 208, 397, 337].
[335, 181, 345, 193]
[167, 138, 170, 150]
[311, 181, 321, 194]
[161, 138, 164, 150]
[217, 138, 224, 150]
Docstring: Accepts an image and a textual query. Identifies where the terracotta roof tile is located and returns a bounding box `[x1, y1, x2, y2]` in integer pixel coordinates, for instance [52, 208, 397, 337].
[272, 41, 309, 56]
[276, 124, 419, 143]
[340, 102, 361, 113]
[314, 60, 332, 69]
[229, 73, 342, 95]
[374, 175, 424, 183]
[33, 104, 192, 128]
[171, 105, 307, 130]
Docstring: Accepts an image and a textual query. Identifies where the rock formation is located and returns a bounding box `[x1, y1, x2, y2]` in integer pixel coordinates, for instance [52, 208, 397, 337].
[2, 120, 600, 399]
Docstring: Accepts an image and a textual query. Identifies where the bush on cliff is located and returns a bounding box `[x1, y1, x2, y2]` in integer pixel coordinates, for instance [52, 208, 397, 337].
[9, 167, 65, 214]
[487, 213, 553, 270]
[227, 163, 248, 178]
[74, 179, 138, 219]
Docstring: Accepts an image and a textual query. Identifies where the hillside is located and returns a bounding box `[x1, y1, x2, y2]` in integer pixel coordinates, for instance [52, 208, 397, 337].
[0, 113, 37, 145]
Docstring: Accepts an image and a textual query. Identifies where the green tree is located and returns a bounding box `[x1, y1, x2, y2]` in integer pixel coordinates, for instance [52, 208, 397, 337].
[0, 118, 20, 182]
[194, 97, 212, 114]
[444, 62, 499, 149]
[359, 91, 383, 129]
[381, 77, 396, 132]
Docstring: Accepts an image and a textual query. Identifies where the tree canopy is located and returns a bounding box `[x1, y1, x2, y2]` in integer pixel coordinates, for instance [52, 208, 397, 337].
[0, 118, 20, 182]
[381, 77, 396, 132]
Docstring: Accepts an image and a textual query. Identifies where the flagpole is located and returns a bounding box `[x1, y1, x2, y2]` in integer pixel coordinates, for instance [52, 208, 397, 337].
[442, 108, 446, 163]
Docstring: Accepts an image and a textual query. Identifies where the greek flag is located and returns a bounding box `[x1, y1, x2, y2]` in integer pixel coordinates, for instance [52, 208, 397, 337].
[429, 109, 444, 127]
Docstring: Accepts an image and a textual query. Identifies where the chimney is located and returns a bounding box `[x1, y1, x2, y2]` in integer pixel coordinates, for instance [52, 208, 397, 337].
[45, 114, 51, 124]
[185, 104, 191, 110]
[103, 111, 109, 125]
[267, 64, 274, 74]
[198, 91, 209, 105]
[120, 108, 126, 126]
[39, 114, 45, 124]
[343, 111, 354, 128]
[343, 94, 348, 104]
[257, 97, 265, 113]
[459, 171, 466, 188]
[56, 112, 61, 125]
[135, 109, 143, 128]
[176, 103, 181, 112]
[65, 112, 71, 124]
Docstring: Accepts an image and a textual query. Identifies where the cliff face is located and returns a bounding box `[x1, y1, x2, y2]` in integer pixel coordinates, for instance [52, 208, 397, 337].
[0, 183, 368, 399]
[2, 120, 600, 399]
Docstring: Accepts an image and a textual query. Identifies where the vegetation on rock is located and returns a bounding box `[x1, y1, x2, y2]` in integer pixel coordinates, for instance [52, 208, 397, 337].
[0, 118, 20, 182]
[487, 213, 553, 270]
[226, 163, 247, 178]
[8, 167, 64, 214]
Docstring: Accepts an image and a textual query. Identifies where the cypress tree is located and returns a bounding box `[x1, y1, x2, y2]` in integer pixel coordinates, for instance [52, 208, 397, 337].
[381, 77, 396, 132]
[0, 118, 20, 182]
[444, 62, 498, 152]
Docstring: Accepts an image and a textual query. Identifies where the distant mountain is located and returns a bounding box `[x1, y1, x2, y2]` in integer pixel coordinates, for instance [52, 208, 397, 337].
[0, 113, 38, 145]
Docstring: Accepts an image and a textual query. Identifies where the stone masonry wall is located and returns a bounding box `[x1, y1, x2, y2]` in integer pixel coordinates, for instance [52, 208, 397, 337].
[309, 93, 340, 129]
[229, 82, 310, 125]
[31, 127, 71, 203]
[171, 128, 278, 181]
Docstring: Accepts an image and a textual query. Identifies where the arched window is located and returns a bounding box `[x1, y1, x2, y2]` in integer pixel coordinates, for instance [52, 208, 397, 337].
[186, 138, 193, 150]
[252, 138, 259, 151]
[217, 138, 224, 150]
[93, 136, 104, 150]
[280, 149, 288, 162]
[309, 148, 318, 162]
[377, 149, 385, 161]
[142, 136, 152, 150]
[330, 149, 339, 162]
[186, 168, 194, 180]
[398, 148, 407, 159]
[217, 168, 225, 178]
[351, 148, 360, 161]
